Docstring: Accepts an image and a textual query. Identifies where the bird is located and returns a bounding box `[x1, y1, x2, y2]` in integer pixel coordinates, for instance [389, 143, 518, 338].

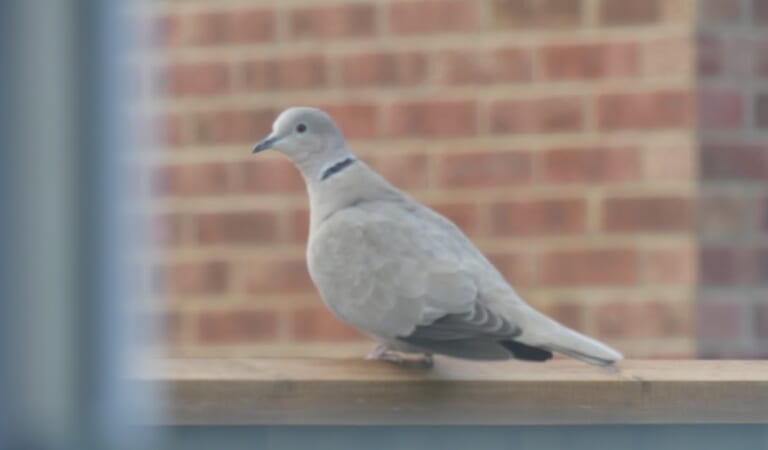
[252, 106, 623, 369]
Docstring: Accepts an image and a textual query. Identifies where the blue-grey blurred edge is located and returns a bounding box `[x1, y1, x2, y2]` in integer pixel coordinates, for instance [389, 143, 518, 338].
[0, 1, 158, 449]
[1, 1, 766, 450]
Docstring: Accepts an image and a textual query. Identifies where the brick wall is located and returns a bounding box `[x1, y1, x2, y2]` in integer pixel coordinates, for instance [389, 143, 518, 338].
[696, 0, 768, 357]
[135, 0, 762, 359]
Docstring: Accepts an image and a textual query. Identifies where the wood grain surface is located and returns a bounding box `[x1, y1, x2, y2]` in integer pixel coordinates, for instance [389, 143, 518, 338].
[135, 358, 768, 425]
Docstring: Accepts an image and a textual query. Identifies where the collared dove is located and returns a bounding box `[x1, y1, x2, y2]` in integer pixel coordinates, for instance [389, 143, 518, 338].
[252, 107, 622, 369]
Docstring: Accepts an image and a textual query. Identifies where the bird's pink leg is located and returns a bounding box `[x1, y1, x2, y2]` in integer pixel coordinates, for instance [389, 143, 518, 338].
[365, 345, 433, 368]
[365, 344, 402, 363]
[364, 344, 386, 359]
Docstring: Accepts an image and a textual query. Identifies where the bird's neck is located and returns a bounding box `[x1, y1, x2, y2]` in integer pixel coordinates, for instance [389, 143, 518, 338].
[291, 143, 351, 182]
[305, 160, 400, 233]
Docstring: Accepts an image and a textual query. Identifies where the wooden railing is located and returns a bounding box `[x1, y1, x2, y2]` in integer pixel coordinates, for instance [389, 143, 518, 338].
[138, 359, 768, 425]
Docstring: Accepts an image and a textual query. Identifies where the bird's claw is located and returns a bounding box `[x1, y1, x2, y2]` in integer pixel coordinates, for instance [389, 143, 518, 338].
[365, 345, 433, 369]
[365, 344, 403, 363]
[364, 344, 388, 360]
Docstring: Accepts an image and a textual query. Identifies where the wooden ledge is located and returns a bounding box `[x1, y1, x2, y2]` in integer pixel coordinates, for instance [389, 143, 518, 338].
[138, 358, 768, 425]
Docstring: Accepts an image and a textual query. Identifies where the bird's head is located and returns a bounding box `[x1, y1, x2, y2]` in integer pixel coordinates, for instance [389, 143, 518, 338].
[252, 107, 351, 179]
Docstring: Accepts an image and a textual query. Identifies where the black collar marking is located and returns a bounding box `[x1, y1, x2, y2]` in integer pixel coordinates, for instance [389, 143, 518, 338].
[320, 157, 356, 181]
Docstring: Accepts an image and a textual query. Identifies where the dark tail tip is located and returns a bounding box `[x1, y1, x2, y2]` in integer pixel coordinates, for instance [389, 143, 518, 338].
[500, 340, 553, 362]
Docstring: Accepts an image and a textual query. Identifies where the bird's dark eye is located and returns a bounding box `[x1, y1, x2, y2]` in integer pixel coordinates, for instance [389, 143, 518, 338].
[296, 123, 307, 133]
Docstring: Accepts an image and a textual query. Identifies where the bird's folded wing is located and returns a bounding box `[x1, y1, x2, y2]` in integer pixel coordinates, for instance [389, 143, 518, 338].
[309, 200, 519, 341]
[404, 302, 521, 341]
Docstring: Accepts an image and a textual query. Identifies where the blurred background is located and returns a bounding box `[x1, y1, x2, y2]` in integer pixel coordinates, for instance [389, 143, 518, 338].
[141, 0, 768, 360]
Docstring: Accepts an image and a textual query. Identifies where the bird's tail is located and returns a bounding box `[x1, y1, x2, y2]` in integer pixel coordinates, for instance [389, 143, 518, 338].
[523, 314, 623, 368]
[544, 325, 622, 368]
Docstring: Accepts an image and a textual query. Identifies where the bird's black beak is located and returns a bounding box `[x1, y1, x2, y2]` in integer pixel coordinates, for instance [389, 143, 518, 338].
[252, 134, 282, 154]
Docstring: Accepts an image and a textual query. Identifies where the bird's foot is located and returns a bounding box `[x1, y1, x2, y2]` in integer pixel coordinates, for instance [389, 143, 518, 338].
[365, 344, 403, 364]
[365, 345, 433, 369]
[364, 344, 387, 359]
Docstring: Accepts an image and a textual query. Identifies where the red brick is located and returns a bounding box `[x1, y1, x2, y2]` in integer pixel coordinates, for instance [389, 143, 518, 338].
[700, 247, 758, 285]
[290, 208, 310, 243]
[491, 198, 587, 236]
[537, 248, 639, 286]
[539, 43, 639, 80]
[758, 249, 768, 282]
[486, 252, 531, 288]
[438, 47, 531, 85]
[151, 162, 230, 197]
[242, 55, 327, 91]
[196, 211, 278, 245]
[756, 303, 768, 339]
[242, 258, 314, 294]
[698, 35, 722, 76]
[699, 195, 750, 235]
[644, 247, 696, 284]
[149, 112, 184, 148]
[700, 36, 757, 78]
[491, 97, 584, 134]
[700, 0, 743, 23]
[756, 94, 768, 129]
[196, 309, 278, 343]
[157, 260, 230, 296]
[288, 3, 376, 40]
[595, 300, 691, 338]
[156, 10, 275, 47]
[437, 151, 531, 188]
[389, 0, 478, 34]
[540, 147, 639, 184]
[188, 108, 275, 145]
[151, 14, 176, 47]
[755, 0, 768, 24]
[187, 11, 233, 46]
[292, 306, 361, 341]
[341, 51, 428, 88]
[761, 197, 768, 231]
[756, 39, 768, 77]
[428, 201, 481, 236]
[151, 213, 185, 247]
[697, 300, 744, 339]
[700, 144, 768, 180]
[539, 301, 585, 330]
[698, 89, 744, 129]
[388, 100, 477, 137]
[367, 153, 429, 189]
[158, 61, 230, 97]
[699, 347, 768, 359]
[491, 0, 582, 28]
[599, 0, 659, 25]
[320, 103, 379, 140]
[602, 196, 693, 232]
[239, 158, 304, 194]
[231, 9, 278, 43]
[597, 90, 693, 130]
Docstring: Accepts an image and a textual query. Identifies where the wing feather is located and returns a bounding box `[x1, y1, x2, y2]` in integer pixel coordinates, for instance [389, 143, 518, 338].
[308, 200, 515, 340]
